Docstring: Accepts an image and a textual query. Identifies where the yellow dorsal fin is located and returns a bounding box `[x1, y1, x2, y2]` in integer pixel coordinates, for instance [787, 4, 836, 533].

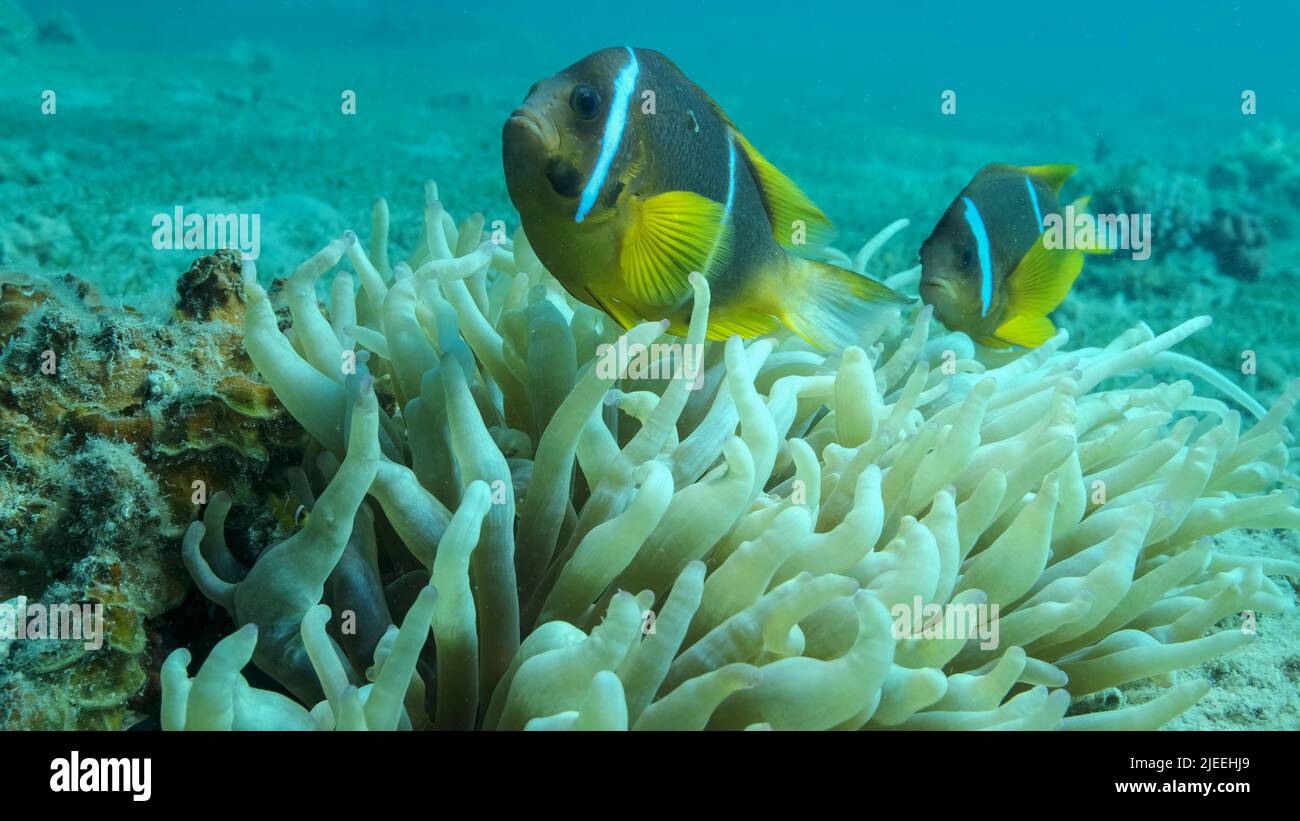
[1005, 234, 1084, 318]
[733, 131, 836, 251]
[1017, 163, 1077, 194]
[619, 190, 732, 306]
[641, 50, 834, 252]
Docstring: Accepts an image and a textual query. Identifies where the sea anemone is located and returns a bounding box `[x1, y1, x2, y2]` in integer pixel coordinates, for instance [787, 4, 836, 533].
[164, 183, 1300, 731]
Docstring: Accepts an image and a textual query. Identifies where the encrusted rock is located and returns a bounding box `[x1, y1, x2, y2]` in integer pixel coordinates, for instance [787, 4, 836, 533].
[0, 255, 306, 729]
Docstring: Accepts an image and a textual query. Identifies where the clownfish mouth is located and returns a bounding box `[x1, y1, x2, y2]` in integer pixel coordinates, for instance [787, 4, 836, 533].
[507, 105, 559, 152]
[919, 277, 962, 318]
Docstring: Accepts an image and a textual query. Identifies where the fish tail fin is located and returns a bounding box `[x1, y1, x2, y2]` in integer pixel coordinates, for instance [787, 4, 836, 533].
[993, 235, 1083, 348]
[774, 257, 915, 351]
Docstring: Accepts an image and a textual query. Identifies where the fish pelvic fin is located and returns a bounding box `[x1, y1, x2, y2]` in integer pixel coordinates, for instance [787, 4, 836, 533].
[704, 309, 782, 341]
[775, 257, 914, 352]
[994, 234, 1083, 348]
[620, 190, 733, 306]
[583, 286, 645, 332]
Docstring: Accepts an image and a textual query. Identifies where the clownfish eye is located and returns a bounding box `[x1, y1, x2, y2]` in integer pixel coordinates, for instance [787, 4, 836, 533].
[960, 246, 974, 268]
[570, 84, 602, 120]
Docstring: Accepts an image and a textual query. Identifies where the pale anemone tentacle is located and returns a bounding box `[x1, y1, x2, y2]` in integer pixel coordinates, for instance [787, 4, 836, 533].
[168, 184, 1300, 732]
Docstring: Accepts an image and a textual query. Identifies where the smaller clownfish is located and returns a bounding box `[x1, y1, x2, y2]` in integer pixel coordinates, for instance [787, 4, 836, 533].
[919, 163, 1101, 349]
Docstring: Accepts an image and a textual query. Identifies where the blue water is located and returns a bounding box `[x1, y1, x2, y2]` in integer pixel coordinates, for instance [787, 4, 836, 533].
[19, 0, 1297, 221]
[36, 0, 1300, 131]
[7, 0, 1299, 364]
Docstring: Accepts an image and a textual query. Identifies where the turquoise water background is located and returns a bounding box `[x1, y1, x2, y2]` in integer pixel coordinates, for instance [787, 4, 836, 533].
[5, 0, 1299, 397]
[41, 0, 1300, 131]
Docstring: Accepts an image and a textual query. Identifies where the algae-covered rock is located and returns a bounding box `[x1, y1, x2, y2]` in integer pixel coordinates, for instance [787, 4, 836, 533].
[0, 251, 307, 729]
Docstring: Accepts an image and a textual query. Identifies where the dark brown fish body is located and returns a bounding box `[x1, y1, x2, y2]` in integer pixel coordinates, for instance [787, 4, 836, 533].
[503, 46, 910, 349]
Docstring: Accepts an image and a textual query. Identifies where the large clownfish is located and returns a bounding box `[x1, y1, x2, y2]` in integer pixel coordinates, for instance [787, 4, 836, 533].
[503, 46, 911, 351]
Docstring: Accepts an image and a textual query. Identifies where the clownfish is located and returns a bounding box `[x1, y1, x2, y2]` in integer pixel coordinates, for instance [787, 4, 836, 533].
[502, 46, 912, 351]
[919, 163, 1098, 349]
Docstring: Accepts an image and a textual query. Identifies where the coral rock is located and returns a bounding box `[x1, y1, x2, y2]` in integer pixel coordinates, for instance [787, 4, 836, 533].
[0, 252, 306, 729]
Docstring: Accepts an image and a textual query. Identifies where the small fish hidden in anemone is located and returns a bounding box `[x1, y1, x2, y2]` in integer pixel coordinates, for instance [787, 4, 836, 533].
[502, 45, 913, 352]
[919, 163, 1104, 349]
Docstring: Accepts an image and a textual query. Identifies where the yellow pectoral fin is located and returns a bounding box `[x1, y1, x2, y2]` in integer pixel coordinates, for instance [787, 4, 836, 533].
[733, 132, 836, 251]
[1005, 235, 1084, 318]
[992, 314, 1058, 348]
[620, 190, 732, 306]
[993, 234, 1083, 349]
[1017, 163, 1077, 193]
